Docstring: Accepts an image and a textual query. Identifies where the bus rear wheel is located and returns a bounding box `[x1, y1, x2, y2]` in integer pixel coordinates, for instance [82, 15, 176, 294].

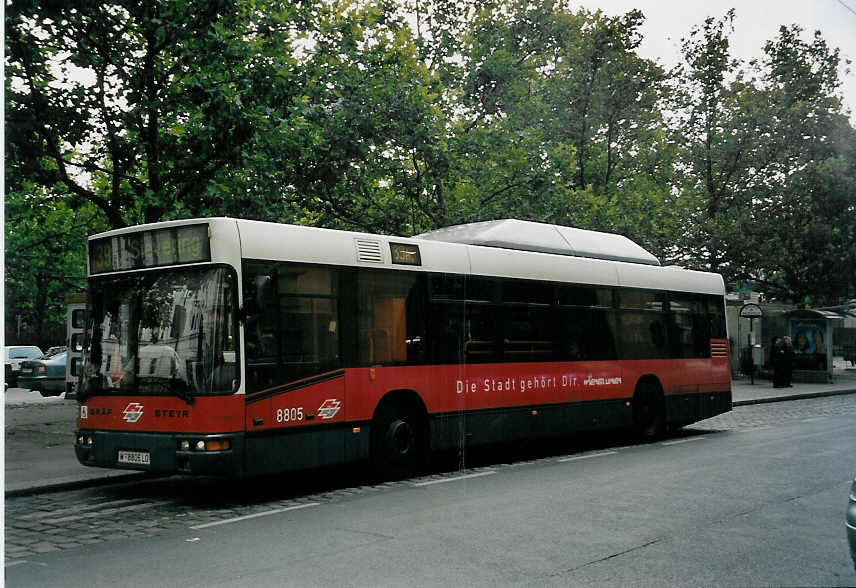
[371, 399, 426, 479]
[632, 380, 664, 440]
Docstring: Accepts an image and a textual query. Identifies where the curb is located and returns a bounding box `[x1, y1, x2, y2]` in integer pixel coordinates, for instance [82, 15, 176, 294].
[733, 387, 856, 407]
[5, 472, 158, 499]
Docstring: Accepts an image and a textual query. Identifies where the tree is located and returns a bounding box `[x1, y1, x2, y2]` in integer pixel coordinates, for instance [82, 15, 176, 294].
[6, 0, 301, 228]
[749, 26, 856, 303]
[3, 181, 106, 347]
[439, 0, 671, 251]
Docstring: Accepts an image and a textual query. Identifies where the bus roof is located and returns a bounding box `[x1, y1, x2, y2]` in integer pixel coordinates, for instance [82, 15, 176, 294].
[416, 219, 661, 266]
[89, 218, 724, 296]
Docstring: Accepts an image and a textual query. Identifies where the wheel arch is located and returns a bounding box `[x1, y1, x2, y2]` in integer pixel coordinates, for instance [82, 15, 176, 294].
[634, 374, 664, 397]
[372, 388, 429, 423]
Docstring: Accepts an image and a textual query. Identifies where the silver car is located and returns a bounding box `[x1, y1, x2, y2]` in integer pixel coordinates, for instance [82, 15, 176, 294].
[4, 345, 44, 388]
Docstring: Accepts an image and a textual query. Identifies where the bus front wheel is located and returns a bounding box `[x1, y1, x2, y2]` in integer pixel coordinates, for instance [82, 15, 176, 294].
[371, 398, 426, 479]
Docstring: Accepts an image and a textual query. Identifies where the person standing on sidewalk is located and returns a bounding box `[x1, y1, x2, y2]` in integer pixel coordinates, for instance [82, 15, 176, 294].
[782, 335, 795, 387]
[771, 336, 785, 388]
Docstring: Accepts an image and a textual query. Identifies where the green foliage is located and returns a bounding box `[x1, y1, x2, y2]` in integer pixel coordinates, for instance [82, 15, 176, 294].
[4, 183, 106, 347]
[5, 1, 856, 345]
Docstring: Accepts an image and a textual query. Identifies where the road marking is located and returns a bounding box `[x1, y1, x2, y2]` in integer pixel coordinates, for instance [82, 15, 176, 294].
[190, 502, 321, 530]
[411, 470, 497, 487]
[557, 451, 618, 463]
[661, 436, 707, 446]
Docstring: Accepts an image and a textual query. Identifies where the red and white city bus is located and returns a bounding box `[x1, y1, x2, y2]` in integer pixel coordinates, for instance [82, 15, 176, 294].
[75, 218, 731, 477]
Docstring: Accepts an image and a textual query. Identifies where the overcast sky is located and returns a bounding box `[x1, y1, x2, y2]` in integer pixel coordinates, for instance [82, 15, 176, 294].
[575, 0, 856, 117]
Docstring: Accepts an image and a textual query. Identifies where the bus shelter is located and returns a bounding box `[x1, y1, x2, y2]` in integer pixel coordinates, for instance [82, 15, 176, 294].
[784, 308, 844, 382]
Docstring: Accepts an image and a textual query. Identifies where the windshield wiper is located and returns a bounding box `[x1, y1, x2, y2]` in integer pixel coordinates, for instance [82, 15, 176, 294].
[143, 378, 196, 405]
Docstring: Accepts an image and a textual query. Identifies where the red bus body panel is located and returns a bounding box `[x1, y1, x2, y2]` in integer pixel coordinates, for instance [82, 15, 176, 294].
[77, 395, 245, 433]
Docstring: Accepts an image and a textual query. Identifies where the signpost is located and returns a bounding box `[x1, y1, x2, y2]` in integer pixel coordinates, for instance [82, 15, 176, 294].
[739, 303, 763, 384]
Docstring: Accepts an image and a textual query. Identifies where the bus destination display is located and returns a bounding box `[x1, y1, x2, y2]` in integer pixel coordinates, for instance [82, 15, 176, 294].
[89, 224, 211, 274]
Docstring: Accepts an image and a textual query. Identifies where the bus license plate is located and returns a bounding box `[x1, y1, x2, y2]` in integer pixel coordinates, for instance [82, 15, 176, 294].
[117, 450, 150, 465]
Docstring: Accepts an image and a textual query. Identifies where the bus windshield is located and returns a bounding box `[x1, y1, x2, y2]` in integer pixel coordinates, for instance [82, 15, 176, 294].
[80, 266, 237, 401]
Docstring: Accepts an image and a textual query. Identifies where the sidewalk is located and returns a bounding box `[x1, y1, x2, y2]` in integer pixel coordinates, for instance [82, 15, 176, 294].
[5, 368, 856, 497]
[731, 366, 856, 406]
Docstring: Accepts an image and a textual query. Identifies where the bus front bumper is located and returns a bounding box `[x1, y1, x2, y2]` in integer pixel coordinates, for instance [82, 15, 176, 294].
[75, 430, 245, 477]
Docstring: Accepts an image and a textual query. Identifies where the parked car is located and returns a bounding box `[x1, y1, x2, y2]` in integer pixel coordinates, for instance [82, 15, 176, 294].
[848, 477, 856, 572]
[18, 351, 67, 397]
[4, 345, 44, 388]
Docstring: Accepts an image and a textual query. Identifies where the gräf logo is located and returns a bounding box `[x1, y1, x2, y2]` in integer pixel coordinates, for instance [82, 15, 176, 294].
[317, 399, 341, 420]
[123, 402, 144, 423]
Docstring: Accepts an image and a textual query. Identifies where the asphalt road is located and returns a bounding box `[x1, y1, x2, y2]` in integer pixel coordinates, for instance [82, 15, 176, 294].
[6, 395, 856, 587]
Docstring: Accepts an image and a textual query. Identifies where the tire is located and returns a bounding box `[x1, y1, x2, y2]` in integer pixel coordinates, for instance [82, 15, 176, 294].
[632, 380, 664, 440]
[371, 399, 426, 479]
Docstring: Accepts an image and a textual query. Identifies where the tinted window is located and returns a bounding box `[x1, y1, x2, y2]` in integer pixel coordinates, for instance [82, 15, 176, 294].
[618, 311, 669, 360]
[503, 307, 556, 362]
[465, 304, 499, 363]
[619, 290, 665, 311]
[243, 262, 340, 392]
[428, 303, 463, 364]
[503, 281, 553, 305]
[430, 275, 465, 301]
[559, 286, 613, 308]
[357, 271, 425, 365]
[465, 278, 497, 302]
[557, 308, 617, 361]
[669, 292, 712, 358]
[707, 295, 727, 339]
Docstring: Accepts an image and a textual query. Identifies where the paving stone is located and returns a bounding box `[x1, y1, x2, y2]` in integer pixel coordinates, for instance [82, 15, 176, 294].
[31, 542, 61, 553]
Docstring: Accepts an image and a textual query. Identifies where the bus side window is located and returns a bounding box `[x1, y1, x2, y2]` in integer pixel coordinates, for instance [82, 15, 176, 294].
[357, 271, 424, 365]
[502, 306, 555, 362]
[464, 304, 499, 363]
[428, 303, 463, 364]
[669, 293, 710, 358]
[617, 290, 668, 360]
